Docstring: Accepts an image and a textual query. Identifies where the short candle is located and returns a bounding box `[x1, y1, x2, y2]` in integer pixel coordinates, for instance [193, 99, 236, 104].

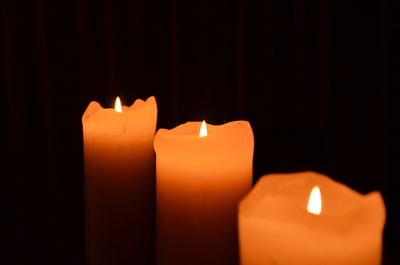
[238, 171, 386, 265]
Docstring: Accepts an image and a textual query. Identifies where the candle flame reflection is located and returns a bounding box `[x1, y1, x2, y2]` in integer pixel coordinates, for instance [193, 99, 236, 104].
[307, 186, 322, 215]
[199, 120, 207, 137]
[115, 97, 122, 113]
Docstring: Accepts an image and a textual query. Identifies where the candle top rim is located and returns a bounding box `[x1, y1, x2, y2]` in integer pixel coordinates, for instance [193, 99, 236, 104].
[239, 171, 385, 231]
[156, 120, 251, 138]
[82, 96, 156, 122]
[154, 120, 254, 157]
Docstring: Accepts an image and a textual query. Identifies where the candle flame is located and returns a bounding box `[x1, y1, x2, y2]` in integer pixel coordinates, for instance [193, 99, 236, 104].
[307, 186, 322, 215]
[115, 97, 122, 113]
[199, 120, 207, 137]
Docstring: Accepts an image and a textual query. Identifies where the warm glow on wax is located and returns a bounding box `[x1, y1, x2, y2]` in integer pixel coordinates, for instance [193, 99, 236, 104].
[199, 120, 207, 137]
[307, 186, 322, 215]
[115, 97, 122, 113]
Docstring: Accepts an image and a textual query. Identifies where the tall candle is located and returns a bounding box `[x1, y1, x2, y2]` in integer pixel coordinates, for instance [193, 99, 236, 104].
[154, 121, 254, 265]
[239, 171, 386, 265]
[82, 96, 157, 265]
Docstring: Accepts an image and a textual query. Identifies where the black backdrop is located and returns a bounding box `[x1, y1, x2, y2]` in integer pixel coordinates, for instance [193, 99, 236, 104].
[1, 0, 399, 264]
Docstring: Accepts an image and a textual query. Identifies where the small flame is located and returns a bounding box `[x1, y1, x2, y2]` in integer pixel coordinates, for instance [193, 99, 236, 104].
[115, 97, 122, 113]
[307, 186, 322, 215]
[199, 120, 207, 137]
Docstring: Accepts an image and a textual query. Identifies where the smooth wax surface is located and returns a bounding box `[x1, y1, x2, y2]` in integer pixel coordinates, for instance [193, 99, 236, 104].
[239, 171, 386, 265]
[82, 96, 157, 265]
[155, 121, 254, 265]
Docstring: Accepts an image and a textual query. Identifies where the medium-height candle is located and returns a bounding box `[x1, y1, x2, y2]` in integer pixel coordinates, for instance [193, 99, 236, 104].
[239, 171, 386, 265]
[82, 96, 157, 265]
[154, 120, 254, 265]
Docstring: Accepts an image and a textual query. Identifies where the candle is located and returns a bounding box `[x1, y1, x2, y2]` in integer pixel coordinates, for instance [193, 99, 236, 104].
[238, 171, 386, 265]
[82, 96, 157, 265]
[154, 120, 254, 265]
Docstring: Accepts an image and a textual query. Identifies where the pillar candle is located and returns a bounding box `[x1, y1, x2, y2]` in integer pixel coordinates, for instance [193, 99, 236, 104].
[239, 171, 386, 265]
[82, 96, 157, 265]
[154, 121, 254, 265]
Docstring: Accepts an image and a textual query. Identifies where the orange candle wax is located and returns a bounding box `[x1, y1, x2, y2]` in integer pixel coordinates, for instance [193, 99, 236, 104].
[82, 96, 157, 265]
[239, 171, 386, 265]
[154, 121, 254, 265]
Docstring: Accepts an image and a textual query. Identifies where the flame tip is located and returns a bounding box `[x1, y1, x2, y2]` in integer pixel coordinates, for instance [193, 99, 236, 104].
[115, 97, 122, 113]
[307, 186, 322, 215]
[199, 120, 207, 137]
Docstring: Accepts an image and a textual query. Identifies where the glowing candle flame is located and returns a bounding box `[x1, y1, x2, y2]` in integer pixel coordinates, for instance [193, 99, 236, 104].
[307, 186, 322, 215]
[199, 120, 207, 137]
[115, 97, 122, 113]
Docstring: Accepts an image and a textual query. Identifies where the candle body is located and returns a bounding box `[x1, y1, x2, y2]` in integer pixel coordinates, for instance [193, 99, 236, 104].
[82, 97, 157, 265]
[155, 121, 254, 265]
[239, 171, 386, 265]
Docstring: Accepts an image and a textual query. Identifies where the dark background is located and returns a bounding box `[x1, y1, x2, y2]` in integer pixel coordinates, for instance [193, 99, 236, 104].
[1, 0, 399, 264]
